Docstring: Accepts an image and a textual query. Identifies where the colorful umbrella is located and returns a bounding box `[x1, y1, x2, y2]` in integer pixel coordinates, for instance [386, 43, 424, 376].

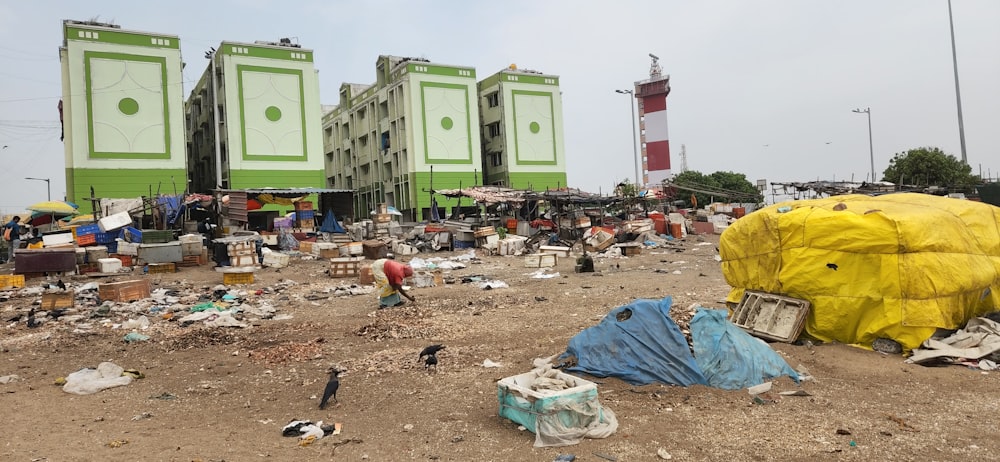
[26, 200, 79, 215]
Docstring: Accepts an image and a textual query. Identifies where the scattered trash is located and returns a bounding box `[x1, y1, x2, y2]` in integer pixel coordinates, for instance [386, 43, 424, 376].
[123, 332, 150, 343]
[747, 382, 772, 395]
[836, 428, 852, 435]
[0, 374, 21, 384]
[477, 280, 509, 290]
[131, 412, 154, 421]
[63, 362, 133, 395]
[778, 390, 811, 396]
[150, 392, 177, 400]
[657, 448, 673, 460]
[554, 455, 575, 462]
[482, 359, 503, 368]
[106, 439, 129, 448]
[528, 270, 560, 279]
[403, 423, 414, 432]
[593, 452, 618, 462]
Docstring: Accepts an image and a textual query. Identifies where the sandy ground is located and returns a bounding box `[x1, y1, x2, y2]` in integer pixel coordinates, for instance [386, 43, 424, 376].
[1, 234, 998, 462]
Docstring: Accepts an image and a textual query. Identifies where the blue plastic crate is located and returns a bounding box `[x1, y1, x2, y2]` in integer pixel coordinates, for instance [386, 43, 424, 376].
[297, 210, 315, 220]
[76, 224, 101, 237]
[95, 231, 118, 244]
[105, 242, 118, 254]
[122, 226, 142, 243]
[454, 240, 475, 249]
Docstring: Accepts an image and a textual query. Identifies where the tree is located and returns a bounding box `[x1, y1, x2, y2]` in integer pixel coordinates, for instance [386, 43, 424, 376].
[882, 147, 978, 186]
[671, 170, 761, 207]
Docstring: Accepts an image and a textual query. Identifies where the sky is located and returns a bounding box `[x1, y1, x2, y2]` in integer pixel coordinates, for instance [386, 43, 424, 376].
[1, 0, 998, 213]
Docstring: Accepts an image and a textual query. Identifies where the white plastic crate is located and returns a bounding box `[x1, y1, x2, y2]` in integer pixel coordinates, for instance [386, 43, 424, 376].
[730, 291, 811, 342]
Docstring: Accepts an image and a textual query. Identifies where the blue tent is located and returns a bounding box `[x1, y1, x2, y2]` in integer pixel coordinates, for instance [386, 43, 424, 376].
[559, 297, 707, 386]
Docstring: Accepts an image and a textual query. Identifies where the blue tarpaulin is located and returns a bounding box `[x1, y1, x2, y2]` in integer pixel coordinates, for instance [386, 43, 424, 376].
[559, 297, 708, 386]
[319, 209, 345, 233]
[691, 308, 800, 390]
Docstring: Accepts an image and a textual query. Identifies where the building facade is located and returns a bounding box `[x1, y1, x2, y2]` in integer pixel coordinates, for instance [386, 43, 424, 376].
[477, 67, 567, 191]
[60, 20, 187, 212]
[186, 39, 325, 194]
[322, 56, 482, 221]
[634, 55, 671, 186]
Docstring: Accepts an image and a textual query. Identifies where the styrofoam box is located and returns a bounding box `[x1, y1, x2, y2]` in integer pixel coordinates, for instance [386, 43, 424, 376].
[116, 240, 139, 256]
[524, 253, 557, 268]
[98, 212, 132, 232]
[42, 231, 76, 247]
[181, 242, 203, 256]
[497, 370, 599, 433]
[539, 245, 571, 258]
[97, 257, 122, 273]
[178, 233, 202, 244]
[262, 252, 289, 268]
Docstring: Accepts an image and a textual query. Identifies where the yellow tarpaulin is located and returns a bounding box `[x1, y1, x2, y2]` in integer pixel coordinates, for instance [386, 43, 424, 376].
[720, 193, 1000, 350]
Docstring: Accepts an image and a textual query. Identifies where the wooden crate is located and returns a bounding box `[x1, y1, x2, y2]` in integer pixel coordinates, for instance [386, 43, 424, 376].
[99, 279, 151, 302]
[223, 272, 254, 285]
[299, 241, 314, 254]
[474, 226, 497, 238]
[319, 248, 339, 259]
[147, 263, 176, 274]
[0, 274, 26, 290]
[330, 257, 365, 278]
[41, 293, 74, 310]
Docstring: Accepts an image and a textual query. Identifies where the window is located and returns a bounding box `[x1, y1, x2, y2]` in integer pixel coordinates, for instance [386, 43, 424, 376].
[491, 153, 503, 167]
[486, 92, 499, 108]
[488, 122, 501, 138]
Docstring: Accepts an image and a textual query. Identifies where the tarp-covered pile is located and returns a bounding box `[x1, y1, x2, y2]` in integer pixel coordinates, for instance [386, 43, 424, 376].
[720, 193, 1000, 351]
[557, 297, 798, 389]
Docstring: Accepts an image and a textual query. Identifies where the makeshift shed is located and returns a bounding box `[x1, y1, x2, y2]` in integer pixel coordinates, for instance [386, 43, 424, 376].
[720, 193, 1000, 351]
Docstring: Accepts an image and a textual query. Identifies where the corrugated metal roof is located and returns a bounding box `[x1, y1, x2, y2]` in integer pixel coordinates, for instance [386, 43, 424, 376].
[218, 188, 354, 195]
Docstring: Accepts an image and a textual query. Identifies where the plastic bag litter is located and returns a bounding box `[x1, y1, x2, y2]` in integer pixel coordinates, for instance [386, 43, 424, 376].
[63, 362, 133, 395]
[477, 280, 508, 290]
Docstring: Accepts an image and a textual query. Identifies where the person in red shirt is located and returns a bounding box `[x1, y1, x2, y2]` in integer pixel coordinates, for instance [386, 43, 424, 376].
[371, 258, 415, 308]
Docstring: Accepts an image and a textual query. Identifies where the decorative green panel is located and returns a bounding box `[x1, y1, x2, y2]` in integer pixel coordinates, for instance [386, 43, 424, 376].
[419, 82, 474, 165]
[65, 25, 179, 49]
[221, 43, 313, 62]
[408, 63, 475, 78]
[84, 51, 171, 159]
[229, 169, 325, 189]
[236, 65, 309, 162]
[410, 171, 479, 220]
[67, 168, 187, 213]
[511, 90, 557, 165]
[507, 172, 568, 192]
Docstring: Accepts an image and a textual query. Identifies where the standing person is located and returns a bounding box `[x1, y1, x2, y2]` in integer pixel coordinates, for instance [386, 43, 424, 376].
[370, 258, 415, 308]
[3, 216, 22, 263]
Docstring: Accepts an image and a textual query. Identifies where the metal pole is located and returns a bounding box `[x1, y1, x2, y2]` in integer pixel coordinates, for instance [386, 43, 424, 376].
[210, 51, 224, 189]
[948, 0, 968, 164]
[629, 95, 640, 188]
[866, 108, 875, 183]
[47, 179, 51, 202]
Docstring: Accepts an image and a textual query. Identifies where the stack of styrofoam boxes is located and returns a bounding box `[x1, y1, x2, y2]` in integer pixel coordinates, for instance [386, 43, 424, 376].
[227, 240, 257, 268]
[262, 251, 290, 268]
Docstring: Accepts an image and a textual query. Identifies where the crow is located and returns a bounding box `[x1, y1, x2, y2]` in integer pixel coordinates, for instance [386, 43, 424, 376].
[48, 308, 68, 320]
[826, 263, 838, 271]
[56, 280, 66, 291]
[419, 344, 446, 360]
[424, 353, 438, 371]
[318, 368, 341, 410]
[26, 308, 41, 328]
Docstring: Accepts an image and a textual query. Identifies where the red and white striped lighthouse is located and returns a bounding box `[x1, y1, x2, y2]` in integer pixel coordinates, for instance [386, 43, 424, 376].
[634, 54, 671, 186]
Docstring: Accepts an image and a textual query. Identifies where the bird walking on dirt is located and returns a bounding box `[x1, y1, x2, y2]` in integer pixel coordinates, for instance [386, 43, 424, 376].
[419, 344, 446, 360]
[56, 279, 66, 291]
[318, 368, 342, 409]
[424, 353, 438, 371]
[26, 308, 41, 328]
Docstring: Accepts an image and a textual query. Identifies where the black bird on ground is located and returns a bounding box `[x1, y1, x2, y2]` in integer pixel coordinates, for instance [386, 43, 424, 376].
[419, 344, 446, 360]
[48, 308, 68, 320]
[424, 353, 438, 371]
[318, 368, 342, 409]
[56, 280, 66, 291]
[26, 308, 41, 328]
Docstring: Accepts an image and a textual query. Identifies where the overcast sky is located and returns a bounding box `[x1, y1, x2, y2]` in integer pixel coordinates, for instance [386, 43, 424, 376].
[1, 0, 998, 213]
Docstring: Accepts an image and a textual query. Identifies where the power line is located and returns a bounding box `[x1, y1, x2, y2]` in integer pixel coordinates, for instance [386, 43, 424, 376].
[0, 78, 199, 104]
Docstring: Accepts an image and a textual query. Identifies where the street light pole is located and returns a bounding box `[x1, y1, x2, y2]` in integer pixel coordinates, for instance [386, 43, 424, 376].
[852, 108, 875, 183]
[25, 177, 51, 201]
[947, 0, 968, 164]
[615, 89, 640, 188]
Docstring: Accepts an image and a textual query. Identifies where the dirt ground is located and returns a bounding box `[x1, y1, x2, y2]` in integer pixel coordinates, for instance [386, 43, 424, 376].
[1, 234, 998, 462]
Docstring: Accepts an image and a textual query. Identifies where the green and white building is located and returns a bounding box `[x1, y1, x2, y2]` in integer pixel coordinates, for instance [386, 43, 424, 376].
[322, 55, 482, 221]
[477, 67, 567, 190]
[60, 20, 187, 212]
[186, 39, 325, 193]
